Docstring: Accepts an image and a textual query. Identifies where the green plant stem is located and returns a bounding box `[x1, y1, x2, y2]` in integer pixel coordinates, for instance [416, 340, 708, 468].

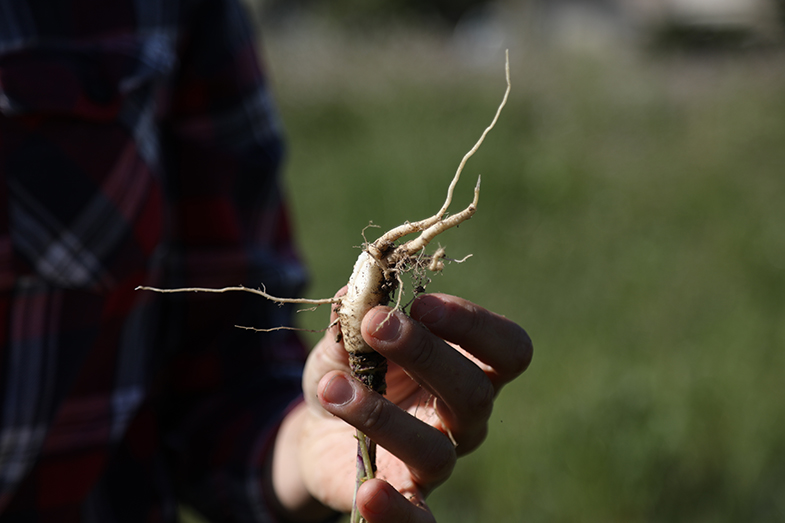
[351, 428, 376, 523]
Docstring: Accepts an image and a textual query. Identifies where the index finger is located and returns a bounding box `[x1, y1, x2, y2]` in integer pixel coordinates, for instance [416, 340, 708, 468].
[410, 293, 533, 387]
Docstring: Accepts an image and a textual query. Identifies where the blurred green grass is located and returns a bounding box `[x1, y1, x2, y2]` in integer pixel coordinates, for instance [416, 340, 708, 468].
[185, 43, 785, 521]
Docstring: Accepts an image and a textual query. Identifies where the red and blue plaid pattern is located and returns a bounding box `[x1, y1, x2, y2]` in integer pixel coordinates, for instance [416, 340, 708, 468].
[0, 1, 311, 521]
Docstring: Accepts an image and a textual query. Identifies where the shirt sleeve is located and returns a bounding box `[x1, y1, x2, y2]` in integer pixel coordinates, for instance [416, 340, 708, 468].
[152, 1, 313, 521]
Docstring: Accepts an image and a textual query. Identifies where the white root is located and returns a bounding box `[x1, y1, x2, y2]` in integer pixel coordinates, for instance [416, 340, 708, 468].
[134, 285, 340, 305]
[338, 251, 389, 355]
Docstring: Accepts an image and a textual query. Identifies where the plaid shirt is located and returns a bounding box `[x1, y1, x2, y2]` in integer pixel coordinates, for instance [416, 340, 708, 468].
[0, 1, 312, 521]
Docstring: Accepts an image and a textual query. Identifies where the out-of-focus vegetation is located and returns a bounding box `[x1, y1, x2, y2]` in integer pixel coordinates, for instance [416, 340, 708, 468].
[186, 6, 785, 522]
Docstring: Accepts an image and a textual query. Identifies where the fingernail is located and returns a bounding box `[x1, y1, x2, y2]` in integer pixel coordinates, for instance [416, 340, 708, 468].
[412, 294, 445, 325]
[369, 309, 401, 341]
[323, 374, 355, 406]
[364, 487, 390, 515]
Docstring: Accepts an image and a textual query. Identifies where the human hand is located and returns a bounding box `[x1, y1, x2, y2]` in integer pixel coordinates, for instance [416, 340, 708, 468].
[271, 292, 533, 522]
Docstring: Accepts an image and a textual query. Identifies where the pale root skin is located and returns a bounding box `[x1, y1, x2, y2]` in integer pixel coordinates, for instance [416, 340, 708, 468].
[339, 251, 388, 356]
[137, 50, 511, 523]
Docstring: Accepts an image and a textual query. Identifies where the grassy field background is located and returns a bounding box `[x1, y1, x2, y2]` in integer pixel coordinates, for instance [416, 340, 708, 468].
[187, 21, 785, 522]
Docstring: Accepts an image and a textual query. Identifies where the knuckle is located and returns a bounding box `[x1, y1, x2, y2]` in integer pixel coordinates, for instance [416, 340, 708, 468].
[469, 378, 495, 421]
[362, 396, 391, 434]
[419, 437, 456, 484]
[462, 303, 487, 340]
[408, 328, 437, 371]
